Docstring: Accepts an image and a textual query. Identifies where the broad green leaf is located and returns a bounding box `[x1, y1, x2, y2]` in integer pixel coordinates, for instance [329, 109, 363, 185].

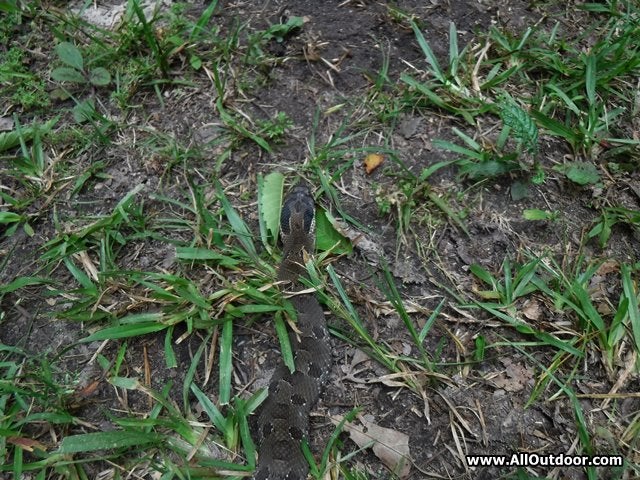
[258, 172, 284, 249]
[0, 211, 21, 224]
[89, 67, 111, 86]
[264, 16, 304, 41]
[499, 98, 538, 153]
[474, 335, 486, 361]
[189, 55, 202, 70]
[510, 180, 529, 201]
[110, 377, 141, 389]
[564, 161, 600, 185]
[523, 209, 555, 221]
[55, 42, 84, 71]
[23, 222, 34, 236]
[51, 66, 85, 83]
[316, 208, 351, 254]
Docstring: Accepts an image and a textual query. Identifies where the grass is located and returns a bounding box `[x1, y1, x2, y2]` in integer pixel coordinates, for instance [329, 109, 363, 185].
[1, 0, 640, 478]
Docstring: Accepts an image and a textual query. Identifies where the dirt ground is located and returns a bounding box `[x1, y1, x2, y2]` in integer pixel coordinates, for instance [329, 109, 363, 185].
[1, 1, 639, 479]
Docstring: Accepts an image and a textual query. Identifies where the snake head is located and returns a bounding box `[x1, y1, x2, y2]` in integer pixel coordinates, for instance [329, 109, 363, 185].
[280, 184, 315, 264]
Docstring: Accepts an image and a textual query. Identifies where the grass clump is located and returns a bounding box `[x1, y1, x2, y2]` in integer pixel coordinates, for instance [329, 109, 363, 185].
[0, 47, 50, 111]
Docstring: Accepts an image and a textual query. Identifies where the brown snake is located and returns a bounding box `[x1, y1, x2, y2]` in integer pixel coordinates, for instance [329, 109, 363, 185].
[253, 184, 331, 480]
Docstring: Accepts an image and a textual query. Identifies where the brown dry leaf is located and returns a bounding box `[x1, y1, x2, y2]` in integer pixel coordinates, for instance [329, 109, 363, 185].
[76, 379, 101, 397]
[597, 259, 619, 275]
[332, 415, 411, 478]
[493, 359, 534, 392]
[364, 153, 384, 174]
[8, 436, 46, 452]
[522, 299, 542, 321]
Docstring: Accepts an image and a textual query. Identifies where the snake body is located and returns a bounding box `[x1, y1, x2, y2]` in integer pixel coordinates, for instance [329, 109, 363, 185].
[253, 184, 331, 480]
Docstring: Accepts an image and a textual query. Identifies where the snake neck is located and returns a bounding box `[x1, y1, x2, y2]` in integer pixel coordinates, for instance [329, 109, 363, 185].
[278, 247, 308, 283]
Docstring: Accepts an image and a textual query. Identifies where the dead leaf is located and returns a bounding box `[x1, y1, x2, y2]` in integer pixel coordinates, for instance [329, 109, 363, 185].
[522, 299, 542, 321]
[332, 415, 411, 478]
[398, 116, 421, 139]
[0, 117, 14, 131]
[364, 153, 384, 174]
[8, 436, 46, 452]
[493, 360, 534, 392]
[76, 379, 101, 397]
[596, 259, 619, 275]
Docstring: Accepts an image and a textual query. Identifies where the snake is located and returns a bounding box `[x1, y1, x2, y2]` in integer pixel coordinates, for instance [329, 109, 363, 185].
[253, 184, 332, 480]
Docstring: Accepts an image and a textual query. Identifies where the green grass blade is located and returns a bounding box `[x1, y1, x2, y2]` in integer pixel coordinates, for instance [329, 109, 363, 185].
[183, 332, 210, 411]
[621, 264, 640, 353]
[570, 280, 605, 331]
[216, 181, 258, 261]
[190, 0, 219, 40]
[0, 276, 50, 294]
[63, 258, 97, 294]
[476, 302, 583, 357]
[58, 431, 162, 453]
[432, 139, 483, 161]
[234, 397, 256, 468]
[274, 309, 295, 373]
[449, 22, 459, 73]
[546, 84, 581, 116]
[380, 262, 428, 361]
[191, 384, 227, 433]
[80, 319, 167, 342]
[503, 258, 513, 305]
[419, 298, 445, 343]
[585, 53, 597, 106]
[218, 318, 233, 405]
[410, 21, 444, 82]
[530, 110, 579, 143]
